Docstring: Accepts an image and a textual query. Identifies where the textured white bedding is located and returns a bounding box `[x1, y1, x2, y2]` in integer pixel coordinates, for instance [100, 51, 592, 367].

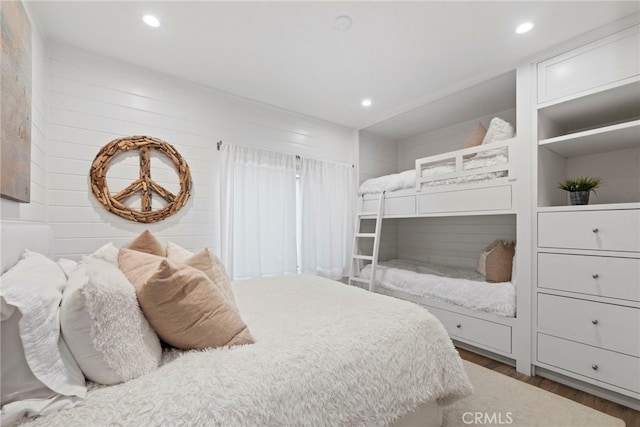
[358, 152, 508, 195]
[19, 275, 472, 427]
[360, 259, 516, 317]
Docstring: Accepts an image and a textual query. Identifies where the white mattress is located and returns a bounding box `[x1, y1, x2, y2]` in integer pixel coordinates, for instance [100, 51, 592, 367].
[360, 259, 516, 317]
[359, 151, 508, 195]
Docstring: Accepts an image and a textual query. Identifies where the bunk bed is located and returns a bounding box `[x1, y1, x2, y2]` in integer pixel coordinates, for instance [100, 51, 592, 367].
[359, 139, 516, 217]
[352, 118, 528, 372]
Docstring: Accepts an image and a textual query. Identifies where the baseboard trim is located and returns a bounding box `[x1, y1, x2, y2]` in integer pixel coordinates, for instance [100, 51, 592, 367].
[453, 341, 516, 367]
[535, 367, 640, 411]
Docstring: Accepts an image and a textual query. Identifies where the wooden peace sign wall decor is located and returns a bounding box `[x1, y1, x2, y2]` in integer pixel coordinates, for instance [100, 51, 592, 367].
[90, 136, 192, 223]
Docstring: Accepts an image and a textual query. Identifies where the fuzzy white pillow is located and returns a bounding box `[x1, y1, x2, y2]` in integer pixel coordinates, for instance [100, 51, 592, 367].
[89, 242, 119, 266]
[481, 117, 514, 144]
[60, 257, 161, 385]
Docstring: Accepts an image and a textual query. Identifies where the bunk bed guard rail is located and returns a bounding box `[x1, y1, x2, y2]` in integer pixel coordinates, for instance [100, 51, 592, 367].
[415, 140, 516, 191]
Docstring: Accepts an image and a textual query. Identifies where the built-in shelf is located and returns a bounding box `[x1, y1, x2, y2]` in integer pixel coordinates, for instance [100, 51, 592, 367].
[538, 78, 640, 139]
[539, 120, 640, 158]
[538, 202, 640, 213]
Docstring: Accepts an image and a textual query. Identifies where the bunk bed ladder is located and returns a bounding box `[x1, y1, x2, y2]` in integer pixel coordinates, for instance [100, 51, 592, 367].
[348, 192, 385, 292]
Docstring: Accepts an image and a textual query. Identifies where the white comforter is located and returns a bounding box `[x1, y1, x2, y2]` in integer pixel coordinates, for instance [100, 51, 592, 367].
[359, 152, 508, 195]
[19, 275, 472, 427]
[361, 260, 516, 317]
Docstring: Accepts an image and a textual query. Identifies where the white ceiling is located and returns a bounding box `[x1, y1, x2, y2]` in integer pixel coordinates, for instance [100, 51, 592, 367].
[31, 1, 639, 134]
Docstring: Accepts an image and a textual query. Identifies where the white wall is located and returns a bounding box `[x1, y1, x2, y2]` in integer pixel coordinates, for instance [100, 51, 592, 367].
[45, 43, 355, 259]
[358, 131, 398, 183]
[567, 147, 640, 205]
[397, 215, 517, 268]
[0, 3, 47, 224]
[356, 131, 399, 261]
[396, 108, 516, 170]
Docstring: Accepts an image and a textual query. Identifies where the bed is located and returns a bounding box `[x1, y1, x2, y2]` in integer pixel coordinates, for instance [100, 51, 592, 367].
[356, 257, 517, 361]
[360, 259, 516, 318]
[1, 222, 472, 427]
[359, 139, 516, 217]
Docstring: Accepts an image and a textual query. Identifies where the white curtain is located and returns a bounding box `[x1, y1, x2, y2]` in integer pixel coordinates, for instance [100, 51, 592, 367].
[221, 144, 298, 280]
[299, 157, 355, 279]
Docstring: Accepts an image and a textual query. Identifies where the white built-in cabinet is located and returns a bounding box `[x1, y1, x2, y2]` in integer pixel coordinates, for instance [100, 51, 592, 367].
[534, 22, 640, 407]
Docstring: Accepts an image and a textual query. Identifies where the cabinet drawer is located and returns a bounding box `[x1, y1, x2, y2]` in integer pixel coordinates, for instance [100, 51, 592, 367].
[538, 333, 640, 394]
[363, 194, 416, 216]
[428, 306, 511, 354]
[538, 25, 640, 103]
[538, 253, 640, 302]
[538, 294, 640, 356]
[418, 185, 511, 214]
[538, 210, 640, 252]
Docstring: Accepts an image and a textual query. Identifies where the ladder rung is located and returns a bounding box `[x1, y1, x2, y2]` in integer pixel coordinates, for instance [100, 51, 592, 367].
[349, 276, 369, 283]
[358, 211, 377, 216]
[355, 233, 376, 238]
[352, 255, 374, 261]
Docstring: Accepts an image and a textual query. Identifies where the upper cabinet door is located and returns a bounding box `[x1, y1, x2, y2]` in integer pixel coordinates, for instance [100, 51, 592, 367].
[537, 25, 640, 104]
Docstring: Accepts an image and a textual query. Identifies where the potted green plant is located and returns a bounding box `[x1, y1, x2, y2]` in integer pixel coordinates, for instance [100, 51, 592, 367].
[558, 177, 602, 205]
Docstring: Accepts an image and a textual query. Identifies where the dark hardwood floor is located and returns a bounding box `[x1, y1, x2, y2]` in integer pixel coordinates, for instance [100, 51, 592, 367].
[457, 348, 639, 426]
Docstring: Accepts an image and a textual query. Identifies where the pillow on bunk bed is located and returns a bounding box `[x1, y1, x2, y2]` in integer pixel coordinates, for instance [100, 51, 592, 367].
[462, 122, 487, 149]
[477, 240, 516, 282]
[481, 117, 514, 145]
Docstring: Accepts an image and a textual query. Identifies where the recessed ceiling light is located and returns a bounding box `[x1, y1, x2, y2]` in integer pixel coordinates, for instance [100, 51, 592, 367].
[143, 15, 160, 28]
[333, 15, 353, 31]
[361, 99, 372, 107]
[515, 22, 534, 34]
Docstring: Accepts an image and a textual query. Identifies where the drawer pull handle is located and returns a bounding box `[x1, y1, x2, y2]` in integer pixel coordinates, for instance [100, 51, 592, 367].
[592, 273, 599, 279]
[592, 319, 599, 325]
[456, 324, 462, 328]
[592, 364, 598, 371]
[592, 228, 599, 233]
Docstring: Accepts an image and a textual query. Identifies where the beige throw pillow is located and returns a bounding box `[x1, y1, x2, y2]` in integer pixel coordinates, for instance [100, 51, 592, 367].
[126, 230, 166, 257]
[118, 248, 164, 291]
[485, 240, 516, 283]
[462, 122, 487, 149]
[138, 259, 254, 350]
[166, 242, 237, 306]
[476, 240, 498, 276]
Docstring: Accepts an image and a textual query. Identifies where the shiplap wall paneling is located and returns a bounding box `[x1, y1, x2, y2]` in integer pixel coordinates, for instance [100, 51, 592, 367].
[46, 44, 354, 259]
[358, 131, 398, 183]
[397, 215, 517, 268]
[397, 108, 516, 171]
[358, 218, 399, 262]
[0, 6, 47, 223]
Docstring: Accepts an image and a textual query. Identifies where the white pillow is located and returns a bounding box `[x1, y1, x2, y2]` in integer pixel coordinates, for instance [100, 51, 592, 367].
[89, 242, 119, 265]
[166, 241, 194, 261]
[60, 257, 161, 385]
[0, 251, 86, 424]
[56, 258, 78, 278]
[481, 117, 514, 144]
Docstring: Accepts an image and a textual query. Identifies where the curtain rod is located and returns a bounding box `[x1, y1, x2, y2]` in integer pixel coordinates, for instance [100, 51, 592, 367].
[216, 140, 354, 167]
